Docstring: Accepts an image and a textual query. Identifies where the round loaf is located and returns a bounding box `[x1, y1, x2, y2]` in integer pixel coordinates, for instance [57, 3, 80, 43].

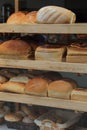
[25, 77, 48, 96]
[7, 11, 26, 24]
[36, 6, 76, 24]
[0, 39, 31, 55]
[4, 113, 22, 122]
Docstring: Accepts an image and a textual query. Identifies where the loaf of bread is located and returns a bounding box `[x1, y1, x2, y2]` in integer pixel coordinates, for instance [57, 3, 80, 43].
[66, 43, 87, 63]
[35, 44, 66, 62]
[21, 11, 37, 24]
[7, 11, 26, 24]
[41, 71, 62, 82]
[25, 77, 48, 96]
[0, 39, 32, 59]
[48, 78, 78, 99]
[36, 6, 76, 24]
[0, 81, 25, 94]
[71, 88, 87, 101]
[9, 75, 30, 83]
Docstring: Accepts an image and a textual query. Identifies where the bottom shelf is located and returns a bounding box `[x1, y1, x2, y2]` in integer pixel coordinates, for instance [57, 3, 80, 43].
[0, 124, 16, 130]
[0, 92, 87, 112]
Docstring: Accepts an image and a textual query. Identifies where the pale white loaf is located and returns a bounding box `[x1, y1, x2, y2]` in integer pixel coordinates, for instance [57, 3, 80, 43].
[36, 6, 76, 24]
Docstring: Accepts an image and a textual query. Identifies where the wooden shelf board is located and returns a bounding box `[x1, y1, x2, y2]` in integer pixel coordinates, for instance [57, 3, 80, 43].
[0, 59, 87, 73]
[0, 23, 87, 34]
[0, 92, 87, 112]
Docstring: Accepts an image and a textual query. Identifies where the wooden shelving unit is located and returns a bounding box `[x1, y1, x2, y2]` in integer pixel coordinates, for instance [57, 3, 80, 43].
[0, 18, 87, 112]
[0, 23, 87, 34]
[0, 59, 87, 74]
[0, 92, 87, 112]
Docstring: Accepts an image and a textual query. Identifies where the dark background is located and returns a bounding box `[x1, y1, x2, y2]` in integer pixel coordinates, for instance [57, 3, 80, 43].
[0, 0, 87, 22]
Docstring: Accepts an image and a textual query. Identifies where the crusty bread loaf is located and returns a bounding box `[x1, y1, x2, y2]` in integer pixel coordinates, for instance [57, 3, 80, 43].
[35, 45, 66, 62]
[71, 88, 87, 101]
[21, 11, 37, 24]
[0, 81, 25, 94]
[36, 6, 76, 24]
[25, 77, 48, 96]
[7, 11, 26, 24]
[48, 78, 78, 99]
[0, 75, 8, 83]
[4, 113, 22, 122]
[9, 75, 30, 83]
[0, 39, 31, 55]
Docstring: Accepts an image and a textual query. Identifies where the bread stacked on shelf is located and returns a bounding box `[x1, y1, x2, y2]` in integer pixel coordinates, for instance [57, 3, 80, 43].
[0, 39, 32, 59]
[0, 68, 87, 102]
[66, 42, 87, 63]
[7, 11, 37, 24]
[6, 6, 76, 24]
[35, 44, 67, 62]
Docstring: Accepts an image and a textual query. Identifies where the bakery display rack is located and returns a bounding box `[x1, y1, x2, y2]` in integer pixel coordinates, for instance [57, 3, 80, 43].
[0, 23, 87, 112]
[0, 0, 86, 113]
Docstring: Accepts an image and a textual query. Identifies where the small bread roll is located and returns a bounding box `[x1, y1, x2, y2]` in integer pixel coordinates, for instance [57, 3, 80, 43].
[36, 6, 76, 24]
[25, 77, 48, 96]
[48, 78, 78, 99]
[4, 113, 22, 122]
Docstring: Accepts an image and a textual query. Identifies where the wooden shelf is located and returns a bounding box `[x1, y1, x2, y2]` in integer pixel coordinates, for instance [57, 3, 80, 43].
[0, 23, 87, 34]
[0, 92, 86, 112]
[0, 59, 87, 73]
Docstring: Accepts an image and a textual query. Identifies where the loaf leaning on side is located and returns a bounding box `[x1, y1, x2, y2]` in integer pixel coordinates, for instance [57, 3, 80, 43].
[36, 6, 76, 24]
[0, 81, 26, 94]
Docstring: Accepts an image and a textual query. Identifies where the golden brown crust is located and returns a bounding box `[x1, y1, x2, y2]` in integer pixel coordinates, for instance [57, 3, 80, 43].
[7, 11, 26, 24]
[25, 77, 48, 96]
[1, 81, 25, 93]
[48, 79, 77, 99]
[0, 39, 31, 55]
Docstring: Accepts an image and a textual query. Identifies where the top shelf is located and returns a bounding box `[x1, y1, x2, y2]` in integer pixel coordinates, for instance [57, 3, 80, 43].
[0, 23, 87, 34]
